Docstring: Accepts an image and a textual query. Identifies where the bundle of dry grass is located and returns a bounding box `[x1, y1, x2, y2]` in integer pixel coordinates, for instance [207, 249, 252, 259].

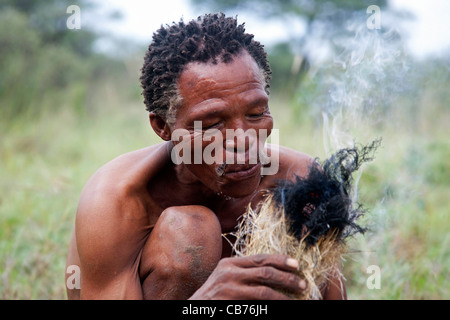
[232, 140, 381, 300]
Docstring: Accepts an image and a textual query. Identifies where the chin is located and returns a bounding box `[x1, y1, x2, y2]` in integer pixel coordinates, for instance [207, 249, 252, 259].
[217, 175, 261, 199]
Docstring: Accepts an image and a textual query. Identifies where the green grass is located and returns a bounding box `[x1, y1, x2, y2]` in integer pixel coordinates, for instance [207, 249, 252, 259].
[0, 92, 448, 299]
[0, 99, 161, 299]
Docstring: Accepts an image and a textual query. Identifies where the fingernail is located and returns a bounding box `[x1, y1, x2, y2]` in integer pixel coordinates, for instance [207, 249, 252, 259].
[299, 280, 306, 290]
[286, 258, 299, 270]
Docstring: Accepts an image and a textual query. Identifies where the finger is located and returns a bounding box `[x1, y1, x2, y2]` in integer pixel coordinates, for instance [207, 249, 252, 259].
[232, 254, 299, 272]
[241, 266, 305, 295]
[241, 285, 292, 300]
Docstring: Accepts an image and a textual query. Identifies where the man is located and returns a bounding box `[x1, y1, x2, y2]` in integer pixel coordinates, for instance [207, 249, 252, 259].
[65, 13, 346, 300]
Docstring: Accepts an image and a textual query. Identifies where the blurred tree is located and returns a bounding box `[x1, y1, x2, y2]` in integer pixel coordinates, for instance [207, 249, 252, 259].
[0, 0, 97, 56]
[189, 0, 387, 95]
[0, 0, 126, 119]
[191, 0, 387, 26]
[266, 42, 308, 96]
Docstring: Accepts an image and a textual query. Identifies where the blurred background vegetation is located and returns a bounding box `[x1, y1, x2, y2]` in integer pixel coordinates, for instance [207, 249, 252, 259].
[0, 0, 448, 299]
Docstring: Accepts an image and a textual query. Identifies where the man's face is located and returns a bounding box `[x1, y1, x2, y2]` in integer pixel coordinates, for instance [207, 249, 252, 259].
[171, 50, 273, 198]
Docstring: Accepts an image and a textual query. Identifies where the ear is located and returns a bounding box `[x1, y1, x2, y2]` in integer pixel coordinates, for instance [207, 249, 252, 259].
[149, 112, 171, 141]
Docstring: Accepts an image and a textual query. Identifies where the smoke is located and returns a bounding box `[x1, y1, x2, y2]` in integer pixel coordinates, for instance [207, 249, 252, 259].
[301, 9, 410, 155]
[290, 7, 418, 219]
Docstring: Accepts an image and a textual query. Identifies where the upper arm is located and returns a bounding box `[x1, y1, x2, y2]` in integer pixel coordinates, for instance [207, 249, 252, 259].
[75, 187, 151, 299]
[275, 146, 316, 181]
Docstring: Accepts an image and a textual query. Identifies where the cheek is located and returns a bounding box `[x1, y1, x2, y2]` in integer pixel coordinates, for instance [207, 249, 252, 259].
[170, 130, 207, 165]
[265, 116, 274, 135]
[255, 116, 274, 143]
[192, 131, 224, 167]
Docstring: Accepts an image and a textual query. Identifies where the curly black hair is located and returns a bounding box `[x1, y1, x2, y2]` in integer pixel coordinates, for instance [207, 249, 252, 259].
[140, 13, 272, 124]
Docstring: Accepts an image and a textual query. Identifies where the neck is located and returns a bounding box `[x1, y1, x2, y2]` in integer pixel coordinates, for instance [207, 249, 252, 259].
[172, 162, 262, 212]
[172, 163, 227, 208]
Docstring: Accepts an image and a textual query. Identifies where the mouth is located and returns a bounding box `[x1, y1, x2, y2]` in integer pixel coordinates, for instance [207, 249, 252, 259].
[222, 163, 262, 180]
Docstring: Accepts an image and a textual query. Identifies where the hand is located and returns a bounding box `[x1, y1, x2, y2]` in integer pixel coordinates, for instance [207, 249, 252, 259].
[189, 254, 306, 300]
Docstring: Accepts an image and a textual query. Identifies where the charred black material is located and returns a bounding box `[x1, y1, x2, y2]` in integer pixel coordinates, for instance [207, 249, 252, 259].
[272, 139, 381, 246]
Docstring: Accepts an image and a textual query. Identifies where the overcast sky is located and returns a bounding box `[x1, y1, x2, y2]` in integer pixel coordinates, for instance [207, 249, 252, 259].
[86, 0, 450, 59]
[87, 0, 305, 47]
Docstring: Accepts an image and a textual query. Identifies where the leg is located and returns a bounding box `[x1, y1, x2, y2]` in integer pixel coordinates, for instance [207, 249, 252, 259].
[139, 205, 223, 300]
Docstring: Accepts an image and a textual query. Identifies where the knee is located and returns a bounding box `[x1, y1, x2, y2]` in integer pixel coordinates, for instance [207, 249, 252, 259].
[152, 205, 223, 282]
[158, 205, 222, 248]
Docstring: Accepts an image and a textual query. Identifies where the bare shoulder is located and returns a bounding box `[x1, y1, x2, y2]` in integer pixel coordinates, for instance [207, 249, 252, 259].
[80, 142, 171, 201]
[76, 142, 173, 237]
[73, 143, 172, 297]
[266, 144, 316, 182]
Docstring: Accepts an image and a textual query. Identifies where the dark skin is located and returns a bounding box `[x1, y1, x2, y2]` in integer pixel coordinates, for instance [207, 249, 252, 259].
[65, 51, 347, 300]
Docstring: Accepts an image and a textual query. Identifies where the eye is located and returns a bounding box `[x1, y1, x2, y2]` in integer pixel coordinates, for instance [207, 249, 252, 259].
[247, 109, 268, 119]
[203, 121, 222, 130]
[247, 104, 269, 119]
[248, 113, 264, 118]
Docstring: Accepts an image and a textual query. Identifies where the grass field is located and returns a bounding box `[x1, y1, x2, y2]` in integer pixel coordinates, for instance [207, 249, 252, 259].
[0, 87, 448, 299]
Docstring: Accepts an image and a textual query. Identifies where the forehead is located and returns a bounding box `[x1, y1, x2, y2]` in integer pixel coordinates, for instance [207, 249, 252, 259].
[177, 51, 266, 108]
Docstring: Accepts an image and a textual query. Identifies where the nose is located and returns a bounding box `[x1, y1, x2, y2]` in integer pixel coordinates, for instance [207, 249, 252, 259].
[224, 128, 257, 152]
[223, 127, 259, 166]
